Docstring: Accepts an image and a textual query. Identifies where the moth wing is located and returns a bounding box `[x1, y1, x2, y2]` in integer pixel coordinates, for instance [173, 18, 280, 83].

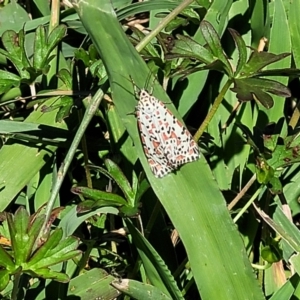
[137, 110, 174, 177]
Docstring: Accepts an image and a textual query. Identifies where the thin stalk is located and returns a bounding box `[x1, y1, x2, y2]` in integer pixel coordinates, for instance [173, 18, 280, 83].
[233, 186, 263, 223]
[41, 87, 106, 237]
[47, 0, 60, 86]
[11, 272, 21, 300]
[227, 174, 257, 211]
[135, 0, 195, 52]
[193, 78, 233, 142]
[77, 108, 93, 188]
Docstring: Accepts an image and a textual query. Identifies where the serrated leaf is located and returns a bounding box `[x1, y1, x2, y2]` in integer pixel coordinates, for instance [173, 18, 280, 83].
[254, 68, 300, 77]
[239, 51, 291, 77]
[200, 20, 233, 76]
[33, 26, 48, 69]
[268, 138, 300, 170]
[47, 25, 67, 51]
[232, 78, 291, 108]
[169, 34, 215, 64]
[228, 28, 248, 76]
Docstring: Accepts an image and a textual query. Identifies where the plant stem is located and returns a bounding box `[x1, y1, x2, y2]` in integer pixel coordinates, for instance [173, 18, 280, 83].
[193, 78, 233, 142]
[41, 87, 106, 237]
[233, 186, 264, 223]
[11, 272, 21, 300]
[135, 0, 195, 52]
[227, 174, 257, 211]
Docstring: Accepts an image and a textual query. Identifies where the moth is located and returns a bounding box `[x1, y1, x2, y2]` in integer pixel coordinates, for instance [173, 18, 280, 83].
[134, 86, 200, 177]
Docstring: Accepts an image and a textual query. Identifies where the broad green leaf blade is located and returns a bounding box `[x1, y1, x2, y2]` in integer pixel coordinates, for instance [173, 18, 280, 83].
[0, 98, 67, 211]
[112, 278, 172, 300]
[0, 120, 43, 133]
[269, 274, 299, 300]
[74, 1, 264, 299]
[0, 1, 30, 36]
[67, 268, 120, 299]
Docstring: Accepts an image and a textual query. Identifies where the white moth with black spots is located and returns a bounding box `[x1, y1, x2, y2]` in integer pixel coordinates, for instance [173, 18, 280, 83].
[135, 88, 200, 178]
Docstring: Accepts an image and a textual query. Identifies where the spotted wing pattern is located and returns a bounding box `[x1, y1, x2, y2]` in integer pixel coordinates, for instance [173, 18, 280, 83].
[136, 89, 200, 178]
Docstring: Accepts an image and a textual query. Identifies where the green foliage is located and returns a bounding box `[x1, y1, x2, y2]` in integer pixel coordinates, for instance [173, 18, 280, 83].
[0, 0, 300, 300]
[0, 207, 80, 290]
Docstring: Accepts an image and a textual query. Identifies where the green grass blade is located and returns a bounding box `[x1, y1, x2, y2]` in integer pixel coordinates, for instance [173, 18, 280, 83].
[74, 1, 264, 299]
[0, 99, 66, 211]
